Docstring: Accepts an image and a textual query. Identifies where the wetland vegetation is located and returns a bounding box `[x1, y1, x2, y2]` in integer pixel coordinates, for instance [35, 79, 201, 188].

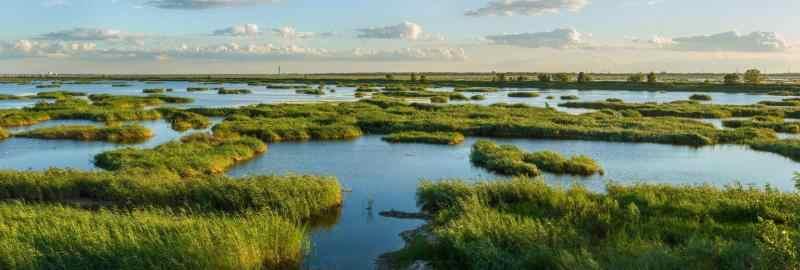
[4, 73, 800, 269]
[382, 131, 465, 145]
[16, 124, 153, 143]
[397, 178, 800, 270]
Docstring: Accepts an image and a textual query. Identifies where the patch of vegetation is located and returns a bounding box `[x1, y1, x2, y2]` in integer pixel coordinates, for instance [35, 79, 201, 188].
[160, 109, 211, 131]
[455, 87, 498, 93]
[214, 116, 363, 143]
[430, 96, 449, 103]
[470, 140, 603, 176]
[470, 95, 486, 101]
[94, 133, 267, 177]
[0, 127, 8, 140]
[17, 124, 153, 143]
[560, 95, 579, 100]
[296, 88, 325, 95]
[142, 88, 173, 94]
[186, 87, 209, 92]
[759, 100, 800, 107]
[750, 139, 800, 161]
[34, 91, 87, 100]
[723, 116, 800, 134]
[0, 169, 342, 219]
[35, 84, 61, 89]
[0, 110, 51, 127]
[560, 101, 790, 119]
[382, 131, 465, 145]
[508, 92, 540, 98]
[0, 203, 307, 270]
[689, 94, 713, 101]
[356, 86, 379, 92]
[605, 98, 623, 103]
[408, 178, 800, 270]
[218, 89, 252, 95]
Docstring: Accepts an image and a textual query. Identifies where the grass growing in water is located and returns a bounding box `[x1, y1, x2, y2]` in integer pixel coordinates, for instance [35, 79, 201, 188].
[94, 133, 267, 177]
[560, 95, 579, 100]
[430, 96, 449, 103]
[0, 127, 8, 140]
[218, 89, 252, 95]
[382, 131, 465, 145]
[470, 95, 486, 101]
[690, 94, 713, 101]
[723, 116, 800, 134]
[406, 178, 800, 270]
[160, 109, 211, 131]
[507, 92, 540, 98]
[0, 169, 342, 218]
[0, 203, 307, 270]
[295, 88, 325, 95]
[470, 140, 603, 176]
[17, 124, 153, 143]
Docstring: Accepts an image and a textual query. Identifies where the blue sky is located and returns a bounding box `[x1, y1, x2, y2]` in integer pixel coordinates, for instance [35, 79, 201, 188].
[1, 0, 799, 74]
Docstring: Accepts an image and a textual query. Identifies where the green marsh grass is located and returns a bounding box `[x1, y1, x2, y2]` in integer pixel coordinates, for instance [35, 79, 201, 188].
[0, 169, 342, 218]
[507, 92, 540, 98]
[17, 124, 153, 143]
[723, 116, 800, 134]
[560, 95, 580, 100]
[218, 89, 253, 95]
[295, 88, 325, 95]
[94, 133, 267, 177]
[0, 203, 307, 270]
[187, 87, 210, 92]
[470, 95, 486, 101]
[159, 109, 211, 131]
[689, 94, 713, 101]
[0, 127, 8, 140]
[409, 178, 800, 270]
[470, 140, 603, 176]
[430, 96, 449, 103]
[382, 131, 465, 145]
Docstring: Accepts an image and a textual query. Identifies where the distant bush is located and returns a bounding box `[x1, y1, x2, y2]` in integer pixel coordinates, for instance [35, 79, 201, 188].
[507, 92, 540, 98]
[382, 131, 465, 145]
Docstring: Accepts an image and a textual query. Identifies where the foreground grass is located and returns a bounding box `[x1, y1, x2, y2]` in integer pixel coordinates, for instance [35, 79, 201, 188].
[382, 131, 465, 145]
[470, 140, 603, 176]
[0, 203, 307, 270]
[94, 133, 266, 177]
[0, 169, 342, 219]
[17, 124, 153, 143]
[0, 127, 8, 140]
[405, 178, 800, 270]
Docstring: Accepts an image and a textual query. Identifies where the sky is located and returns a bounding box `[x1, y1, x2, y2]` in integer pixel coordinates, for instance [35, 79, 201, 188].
[1, 0, 800, 74]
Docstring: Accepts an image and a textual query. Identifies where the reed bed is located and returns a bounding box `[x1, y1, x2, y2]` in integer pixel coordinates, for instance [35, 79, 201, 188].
[16, 124, 153, 143]
[94, 133, 267, 177]
[406, 178, 800, 270]
[382, 131, 465, 145]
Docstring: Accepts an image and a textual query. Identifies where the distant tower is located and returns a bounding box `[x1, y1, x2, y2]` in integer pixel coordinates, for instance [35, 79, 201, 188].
[278, 65, 281, 75]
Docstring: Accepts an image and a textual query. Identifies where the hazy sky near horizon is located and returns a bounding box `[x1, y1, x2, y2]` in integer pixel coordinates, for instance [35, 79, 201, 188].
[1, 0, 799, 74]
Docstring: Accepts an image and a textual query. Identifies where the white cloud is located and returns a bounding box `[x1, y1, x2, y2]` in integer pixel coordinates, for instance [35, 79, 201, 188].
[0, 39, 465, 62]
[356, 22, 429, 41]
[145, 0, 277, 9]
[485, 28, 585, 49]
[213, 24, 262, 36]
[634, 31, 790, 52]
[272, 26, 332, 39]
[465, 0, 589, 16]
[351, 47, 467, 61]
[37, 28, 145, 46]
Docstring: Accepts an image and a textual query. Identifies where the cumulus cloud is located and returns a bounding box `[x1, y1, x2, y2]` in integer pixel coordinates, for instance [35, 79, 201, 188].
[0, 40, 97, 58]
[272, 26, 332, 39]
[145, 0, 277, 9]
[465, 0, 589, 16]
[351, 47, 466, 61]
[635, 31, 790, 52]
[38, 27, 134, 41]
[0, 39, 465, 62]
[356, 22, 442, 41]
[213, 24, 261, 36]
[485, 28, 585, 49]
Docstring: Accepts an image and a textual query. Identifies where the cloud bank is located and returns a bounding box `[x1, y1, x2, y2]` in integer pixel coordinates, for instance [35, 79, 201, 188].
[485, 28, 585, 49]
[466, 0, 589, 16]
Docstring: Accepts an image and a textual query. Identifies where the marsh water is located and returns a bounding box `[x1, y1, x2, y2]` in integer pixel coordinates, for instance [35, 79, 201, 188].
[1, 81, 799, 269]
